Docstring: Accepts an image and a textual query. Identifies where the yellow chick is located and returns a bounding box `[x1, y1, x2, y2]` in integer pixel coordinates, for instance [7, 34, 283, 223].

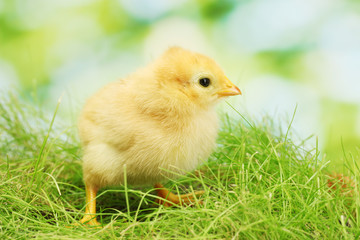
[78, 46, 241, 225]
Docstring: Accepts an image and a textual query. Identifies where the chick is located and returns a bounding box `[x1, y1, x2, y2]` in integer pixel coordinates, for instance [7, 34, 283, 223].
[78, 47, 241, 225]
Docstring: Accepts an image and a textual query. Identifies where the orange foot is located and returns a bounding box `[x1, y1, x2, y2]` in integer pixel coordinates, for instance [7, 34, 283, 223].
[75, 184, 101, 227]
[78, 215, 101, 226]
[154, 183, 204, 207]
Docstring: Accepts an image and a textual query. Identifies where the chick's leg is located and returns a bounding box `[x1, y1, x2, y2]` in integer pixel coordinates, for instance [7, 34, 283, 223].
[154, 183, 204, 207]
[79, 185, 101, 226]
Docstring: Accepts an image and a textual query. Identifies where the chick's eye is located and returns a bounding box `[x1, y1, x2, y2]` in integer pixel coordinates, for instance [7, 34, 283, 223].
[199, 78, 211, 87]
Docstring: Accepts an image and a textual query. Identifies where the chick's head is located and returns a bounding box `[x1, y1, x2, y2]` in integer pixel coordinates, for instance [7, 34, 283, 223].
[153, 47, 241, 109]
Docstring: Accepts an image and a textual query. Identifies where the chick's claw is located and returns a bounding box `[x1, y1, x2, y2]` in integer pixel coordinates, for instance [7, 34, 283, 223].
[69, 216, 100, 228]
[79, 216, 101, 227]
[155, 183, 204, 207]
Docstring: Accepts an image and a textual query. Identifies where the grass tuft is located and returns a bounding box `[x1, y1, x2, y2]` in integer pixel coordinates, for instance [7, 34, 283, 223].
[0, 93, 359, 239]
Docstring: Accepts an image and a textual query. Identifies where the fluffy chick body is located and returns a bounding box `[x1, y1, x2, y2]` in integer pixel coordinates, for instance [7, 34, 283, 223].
[79, 47, 238, 190]
[79, 81, 218, 188]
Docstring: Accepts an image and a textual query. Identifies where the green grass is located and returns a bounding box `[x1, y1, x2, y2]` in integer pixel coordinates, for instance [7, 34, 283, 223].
[0, 93, 359, 239]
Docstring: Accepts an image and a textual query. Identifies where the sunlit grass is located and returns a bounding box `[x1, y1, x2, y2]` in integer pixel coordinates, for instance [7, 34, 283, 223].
[0, 93, 359, 239]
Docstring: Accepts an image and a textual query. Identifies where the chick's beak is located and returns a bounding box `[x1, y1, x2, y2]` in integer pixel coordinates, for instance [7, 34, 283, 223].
[217, 77, 242, 97]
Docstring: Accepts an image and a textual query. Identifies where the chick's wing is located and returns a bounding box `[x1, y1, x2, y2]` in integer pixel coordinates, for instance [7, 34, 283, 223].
[79, 80, 136, 152]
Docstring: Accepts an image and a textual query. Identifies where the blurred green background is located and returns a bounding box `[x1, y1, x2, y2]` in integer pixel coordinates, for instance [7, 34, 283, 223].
[1, 0, 359, 170]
